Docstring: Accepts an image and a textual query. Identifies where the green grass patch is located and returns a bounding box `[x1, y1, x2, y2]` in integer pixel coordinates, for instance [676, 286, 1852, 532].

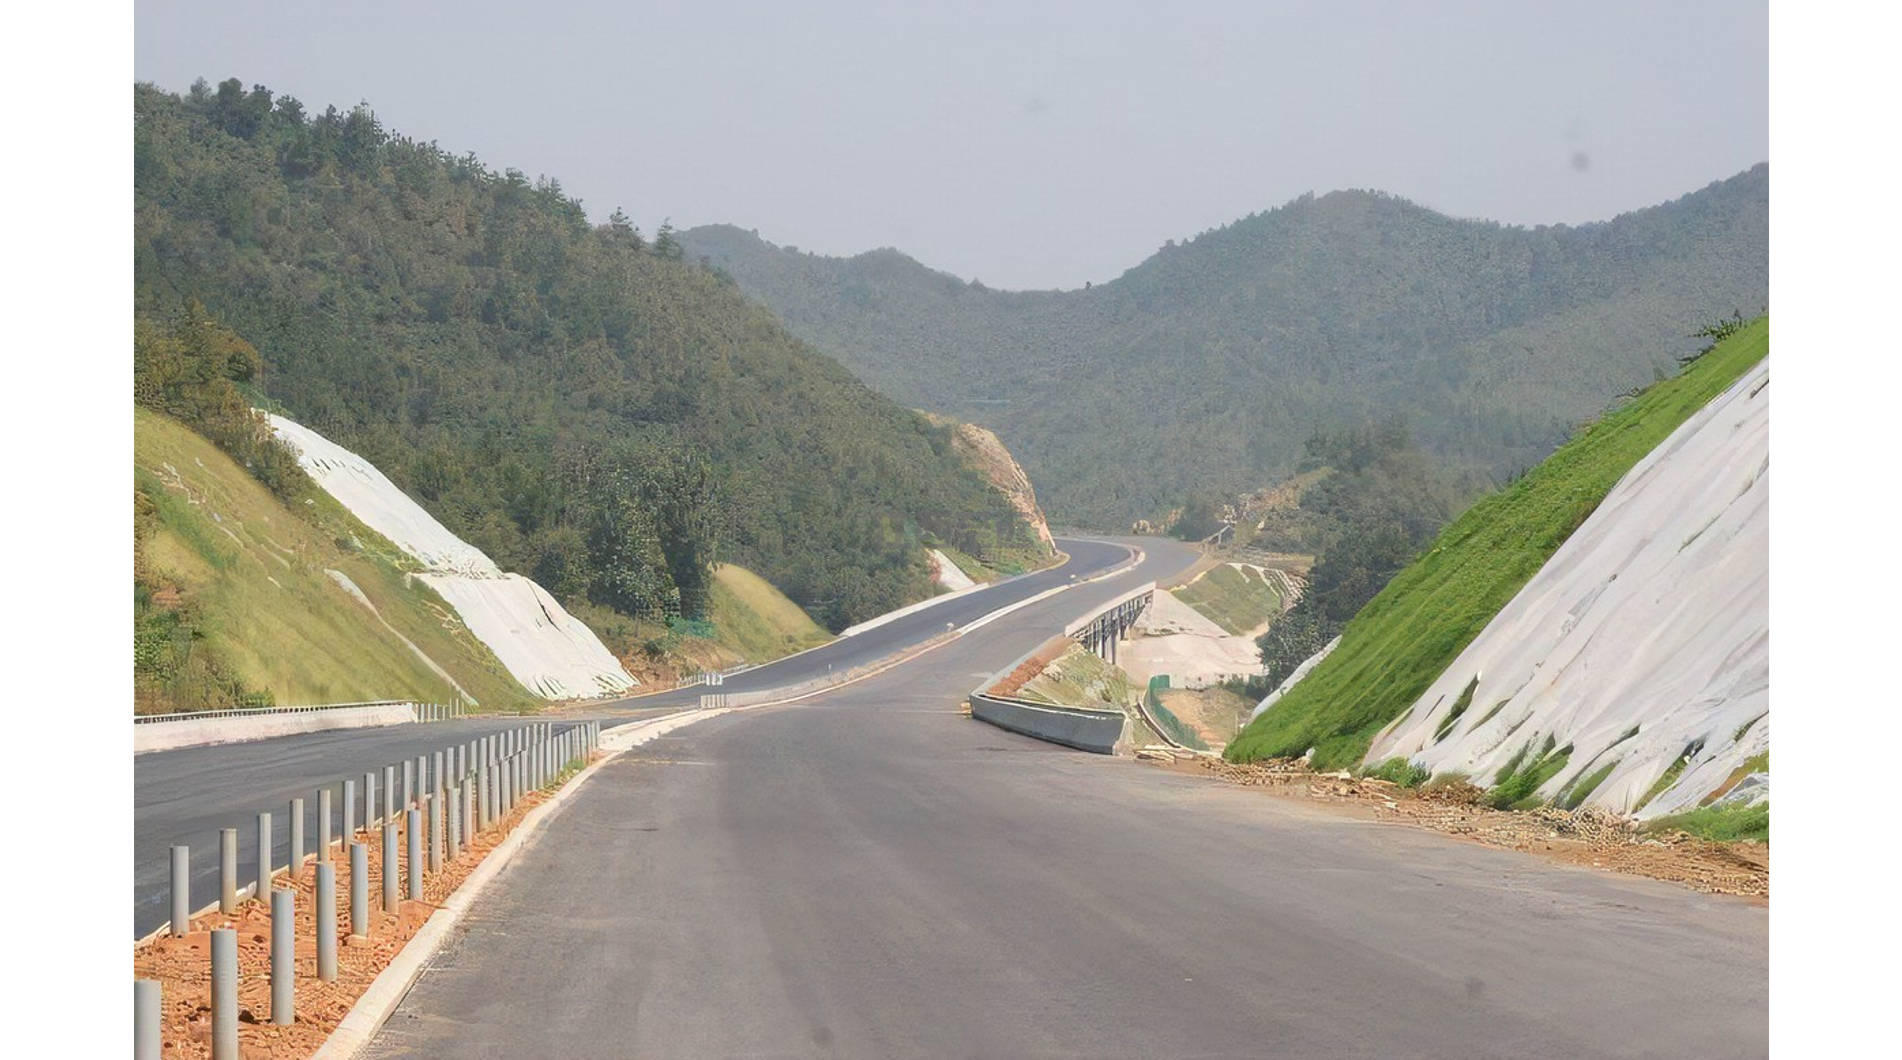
[1487, 739, 1572, 809]
[707, 563, 833, 663]
[1558, 758, 1620, 810]
[1171, 564, 1286, 636]
[1225, 319, 1767, 770]
[1362, 757, 1430, 788]
[1647, 802, 1768, 843]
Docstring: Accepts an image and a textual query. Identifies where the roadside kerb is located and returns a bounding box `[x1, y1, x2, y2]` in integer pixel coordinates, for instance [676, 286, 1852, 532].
[134, 700, 466, 755]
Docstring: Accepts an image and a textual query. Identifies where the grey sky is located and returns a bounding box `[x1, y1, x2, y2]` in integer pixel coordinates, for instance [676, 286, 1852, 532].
[134, 0, 1766, 291]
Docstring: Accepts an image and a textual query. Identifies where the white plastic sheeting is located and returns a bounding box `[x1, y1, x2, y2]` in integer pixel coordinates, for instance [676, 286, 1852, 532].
[269, 414, 638, 699]
[930, 549, 979, 592]
[1364, 360, 1768, 817]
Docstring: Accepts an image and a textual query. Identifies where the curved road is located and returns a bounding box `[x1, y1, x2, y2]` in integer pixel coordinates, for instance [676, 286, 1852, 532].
[363, 541, 1765, 1059]
[132, 537, 1150, 937]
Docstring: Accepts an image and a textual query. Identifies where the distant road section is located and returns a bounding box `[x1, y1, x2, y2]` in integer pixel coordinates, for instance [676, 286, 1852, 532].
[598, 536, 1146, 713]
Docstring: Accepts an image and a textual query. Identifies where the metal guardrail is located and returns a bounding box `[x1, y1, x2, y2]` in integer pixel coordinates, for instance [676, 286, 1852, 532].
[135, 719, 603, 1055]
[134, 701, 465, 725]
[136, 700, 409, 724]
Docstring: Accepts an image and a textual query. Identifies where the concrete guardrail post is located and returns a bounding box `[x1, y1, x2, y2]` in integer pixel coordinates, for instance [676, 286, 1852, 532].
[434, 750, 446, 801]
[501, 758, 513, 814]
[416, 753, 427, 800]
[463, 783, 475, 850]
[257, 810, 272, 901]
[478, 759, 491, 831]
[319, 787, 334, 862]
[212, 928, 238, 1060]
[290, 797, 305, 880]
[271, 887, 294, 1024]
[446, 783, 460, 859]
[317, 861, 337, 982]
[220, 828, 238, 914]
[382, 822, 399, 913]
[363, 771, 375, 830]
[343, 778, 356, 841]
[407, 807, 424, 900]
[170, 845, 189, 937]
[402, 759, 414, 813]
[385, 764, 397, 820]
[429, 792, 444, 873]
[135, 979, 161, 1060]
[349, 842, 368, 938]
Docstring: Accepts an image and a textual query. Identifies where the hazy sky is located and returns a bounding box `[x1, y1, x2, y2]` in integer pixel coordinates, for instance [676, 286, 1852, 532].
[134, 0, 1767, 290]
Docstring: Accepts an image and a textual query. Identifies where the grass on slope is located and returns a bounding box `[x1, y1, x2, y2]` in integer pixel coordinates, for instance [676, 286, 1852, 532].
[708, 563, 834, 663]
[1227, 318, 1768, 770]
[135, 408, 538, 712]
[1171, 564, 1285, 636]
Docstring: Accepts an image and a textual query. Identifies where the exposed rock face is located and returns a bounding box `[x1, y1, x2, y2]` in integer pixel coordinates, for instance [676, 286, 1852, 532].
[1365, 359, 1768, 817]
[927, 414, 1056, 552]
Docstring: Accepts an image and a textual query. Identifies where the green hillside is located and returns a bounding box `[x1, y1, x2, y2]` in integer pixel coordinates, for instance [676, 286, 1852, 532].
[1225, 318, 1768, 770]
[135, 407, 538, 713]
[680, 168, 1767, 527]
[134, 79, 1041, 631]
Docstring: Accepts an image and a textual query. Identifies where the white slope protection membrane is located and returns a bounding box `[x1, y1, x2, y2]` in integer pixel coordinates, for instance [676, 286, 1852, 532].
[930, 549, 979, 591]
[1365, 360, 1768, 817]
[1249, 636, 1341, 723]
[269, 415, 637, 699]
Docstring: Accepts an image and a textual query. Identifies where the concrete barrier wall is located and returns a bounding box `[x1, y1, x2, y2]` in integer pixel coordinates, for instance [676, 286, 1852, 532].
[969, 693, 1127, 755]
[134, 703, 419, 755]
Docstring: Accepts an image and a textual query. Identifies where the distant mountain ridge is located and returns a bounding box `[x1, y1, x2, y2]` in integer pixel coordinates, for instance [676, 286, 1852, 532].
[680, 166, 1768, 526]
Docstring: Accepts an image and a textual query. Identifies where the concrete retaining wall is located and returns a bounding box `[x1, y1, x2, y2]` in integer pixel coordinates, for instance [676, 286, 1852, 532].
[969, 693, 1127, 755]
[133, 703, 419, 754]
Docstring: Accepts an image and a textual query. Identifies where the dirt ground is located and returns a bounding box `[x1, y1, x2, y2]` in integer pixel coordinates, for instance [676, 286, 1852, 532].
[1142, 752, 1768, 900]
[133, 756, 600, 1060]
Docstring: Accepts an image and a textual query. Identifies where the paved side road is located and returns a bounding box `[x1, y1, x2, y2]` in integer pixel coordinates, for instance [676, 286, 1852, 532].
[364, 547, 1766, 1059]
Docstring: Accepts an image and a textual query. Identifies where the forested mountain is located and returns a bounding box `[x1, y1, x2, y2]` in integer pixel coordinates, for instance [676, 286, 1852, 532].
[134, 79, 1042, 631]
[680, 167, 1768, 526]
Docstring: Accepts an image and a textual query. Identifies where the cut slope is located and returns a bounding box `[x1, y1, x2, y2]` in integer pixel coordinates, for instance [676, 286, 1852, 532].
[269, 414, 638, 700]
[1367, 358, 1767, 817]
[708, 563, 833, 664]
[1227, 318, 1768, 770]
[134, 408, 536, 711]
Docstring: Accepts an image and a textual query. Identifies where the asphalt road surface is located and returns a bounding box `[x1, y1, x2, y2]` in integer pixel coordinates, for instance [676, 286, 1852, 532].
[131, 536, 1144, 937]
[595, 536, 1144, 713]
[365, 543, 1766, 1059]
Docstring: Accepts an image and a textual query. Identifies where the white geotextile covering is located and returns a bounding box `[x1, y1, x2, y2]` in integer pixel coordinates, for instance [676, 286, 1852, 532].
[1365, 359, 1768, 817]
[268, 414, 637, 699]
[1249, 636, 1341, 723]
[930, 549, 979, 592]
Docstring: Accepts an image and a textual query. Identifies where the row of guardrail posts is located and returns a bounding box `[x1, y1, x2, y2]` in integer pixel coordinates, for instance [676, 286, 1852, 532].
[136, 717, 602, 1058]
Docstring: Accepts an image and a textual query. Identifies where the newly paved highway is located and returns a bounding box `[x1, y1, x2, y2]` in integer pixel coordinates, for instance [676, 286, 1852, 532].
[365, 542, 1766, 1059]
[131, 537, 1142, 937]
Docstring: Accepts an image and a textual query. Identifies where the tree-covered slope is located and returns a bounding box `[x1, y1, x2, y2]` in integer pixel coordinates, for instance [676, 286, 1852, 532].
[1224, 318, 1768, 770]
[134, 80, 1042, 631]
[680, 168, 1767, 526]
